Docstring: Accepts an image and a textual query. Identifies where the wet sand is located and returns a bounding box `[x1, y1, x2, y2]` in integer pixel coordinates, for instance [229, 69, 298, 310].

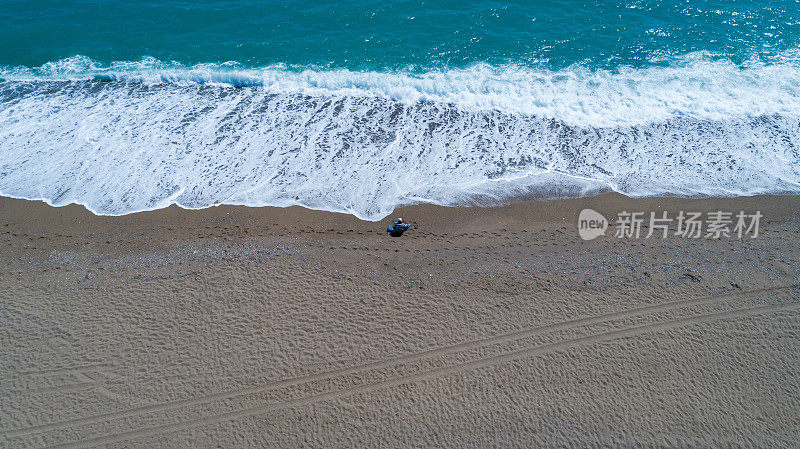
[1, 194, 799, 448]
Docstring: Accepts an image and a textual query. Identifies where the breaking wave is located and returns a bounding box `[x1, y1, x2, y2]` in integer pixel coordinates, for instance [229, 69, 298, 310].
[1, 54, 800, 220]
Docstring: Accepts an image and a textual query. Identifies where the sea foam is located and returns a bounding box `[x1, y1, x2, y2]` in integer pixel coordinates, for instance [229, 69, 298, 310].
[1, 54, 799, 220]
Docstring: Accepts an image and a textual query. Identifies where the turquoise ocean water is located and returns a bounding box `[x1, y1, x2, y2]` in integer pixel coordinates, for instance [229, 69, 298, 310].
[1, 1, 799, 219]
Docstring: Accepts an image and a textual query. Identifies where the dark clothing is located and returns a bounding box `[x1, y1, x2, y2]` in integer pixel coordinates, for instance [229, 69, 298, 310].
[387, 222, 411, 237]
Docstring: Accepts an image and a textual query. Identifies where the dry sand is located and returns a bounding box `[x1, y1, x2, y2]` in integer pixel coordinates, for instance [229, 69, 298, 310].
[1, 194, 799, 448]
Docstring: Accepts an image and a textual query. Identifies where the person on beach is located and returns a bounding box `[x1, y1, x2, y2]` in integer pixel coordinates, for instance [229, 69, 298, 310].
[387, 217, 412, 237]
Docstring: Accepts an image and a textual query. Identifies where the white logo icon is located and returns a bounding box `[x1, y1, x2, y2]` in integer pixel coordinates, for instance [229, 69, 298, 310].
[578, 208, 608, 241]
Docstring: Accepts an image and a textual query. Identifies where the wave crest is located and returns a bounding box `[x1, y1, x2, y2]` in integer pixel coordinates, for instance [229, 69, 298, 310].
[3, 53, 800, 126]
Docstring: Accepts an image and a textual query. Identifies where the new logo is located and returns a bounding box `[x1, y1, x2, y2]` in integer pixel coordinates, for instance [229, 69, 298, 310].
[578, 208, 608, 241]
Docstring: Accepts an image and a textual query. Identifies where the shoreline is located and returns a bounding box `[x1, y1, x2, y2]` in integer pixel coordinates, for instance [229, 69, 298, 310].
[4, 190, 800, 224]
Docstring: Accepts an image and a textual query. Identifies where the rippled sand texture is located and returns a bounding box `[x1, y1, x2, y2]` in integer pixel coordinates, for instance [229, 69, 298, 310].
[1, 194, 799, 448]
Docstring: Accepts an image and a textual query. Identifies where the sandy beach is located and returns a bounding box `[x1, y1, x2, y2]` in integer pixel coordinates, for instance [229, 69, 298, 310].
[0, 194, 798, 447]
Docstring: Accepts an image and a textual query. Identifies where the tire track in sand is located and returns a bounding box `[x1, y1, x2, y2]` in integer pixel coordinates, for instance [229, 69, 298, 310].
[44, 301, 799, 449]
[3, 284, 796, 440]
